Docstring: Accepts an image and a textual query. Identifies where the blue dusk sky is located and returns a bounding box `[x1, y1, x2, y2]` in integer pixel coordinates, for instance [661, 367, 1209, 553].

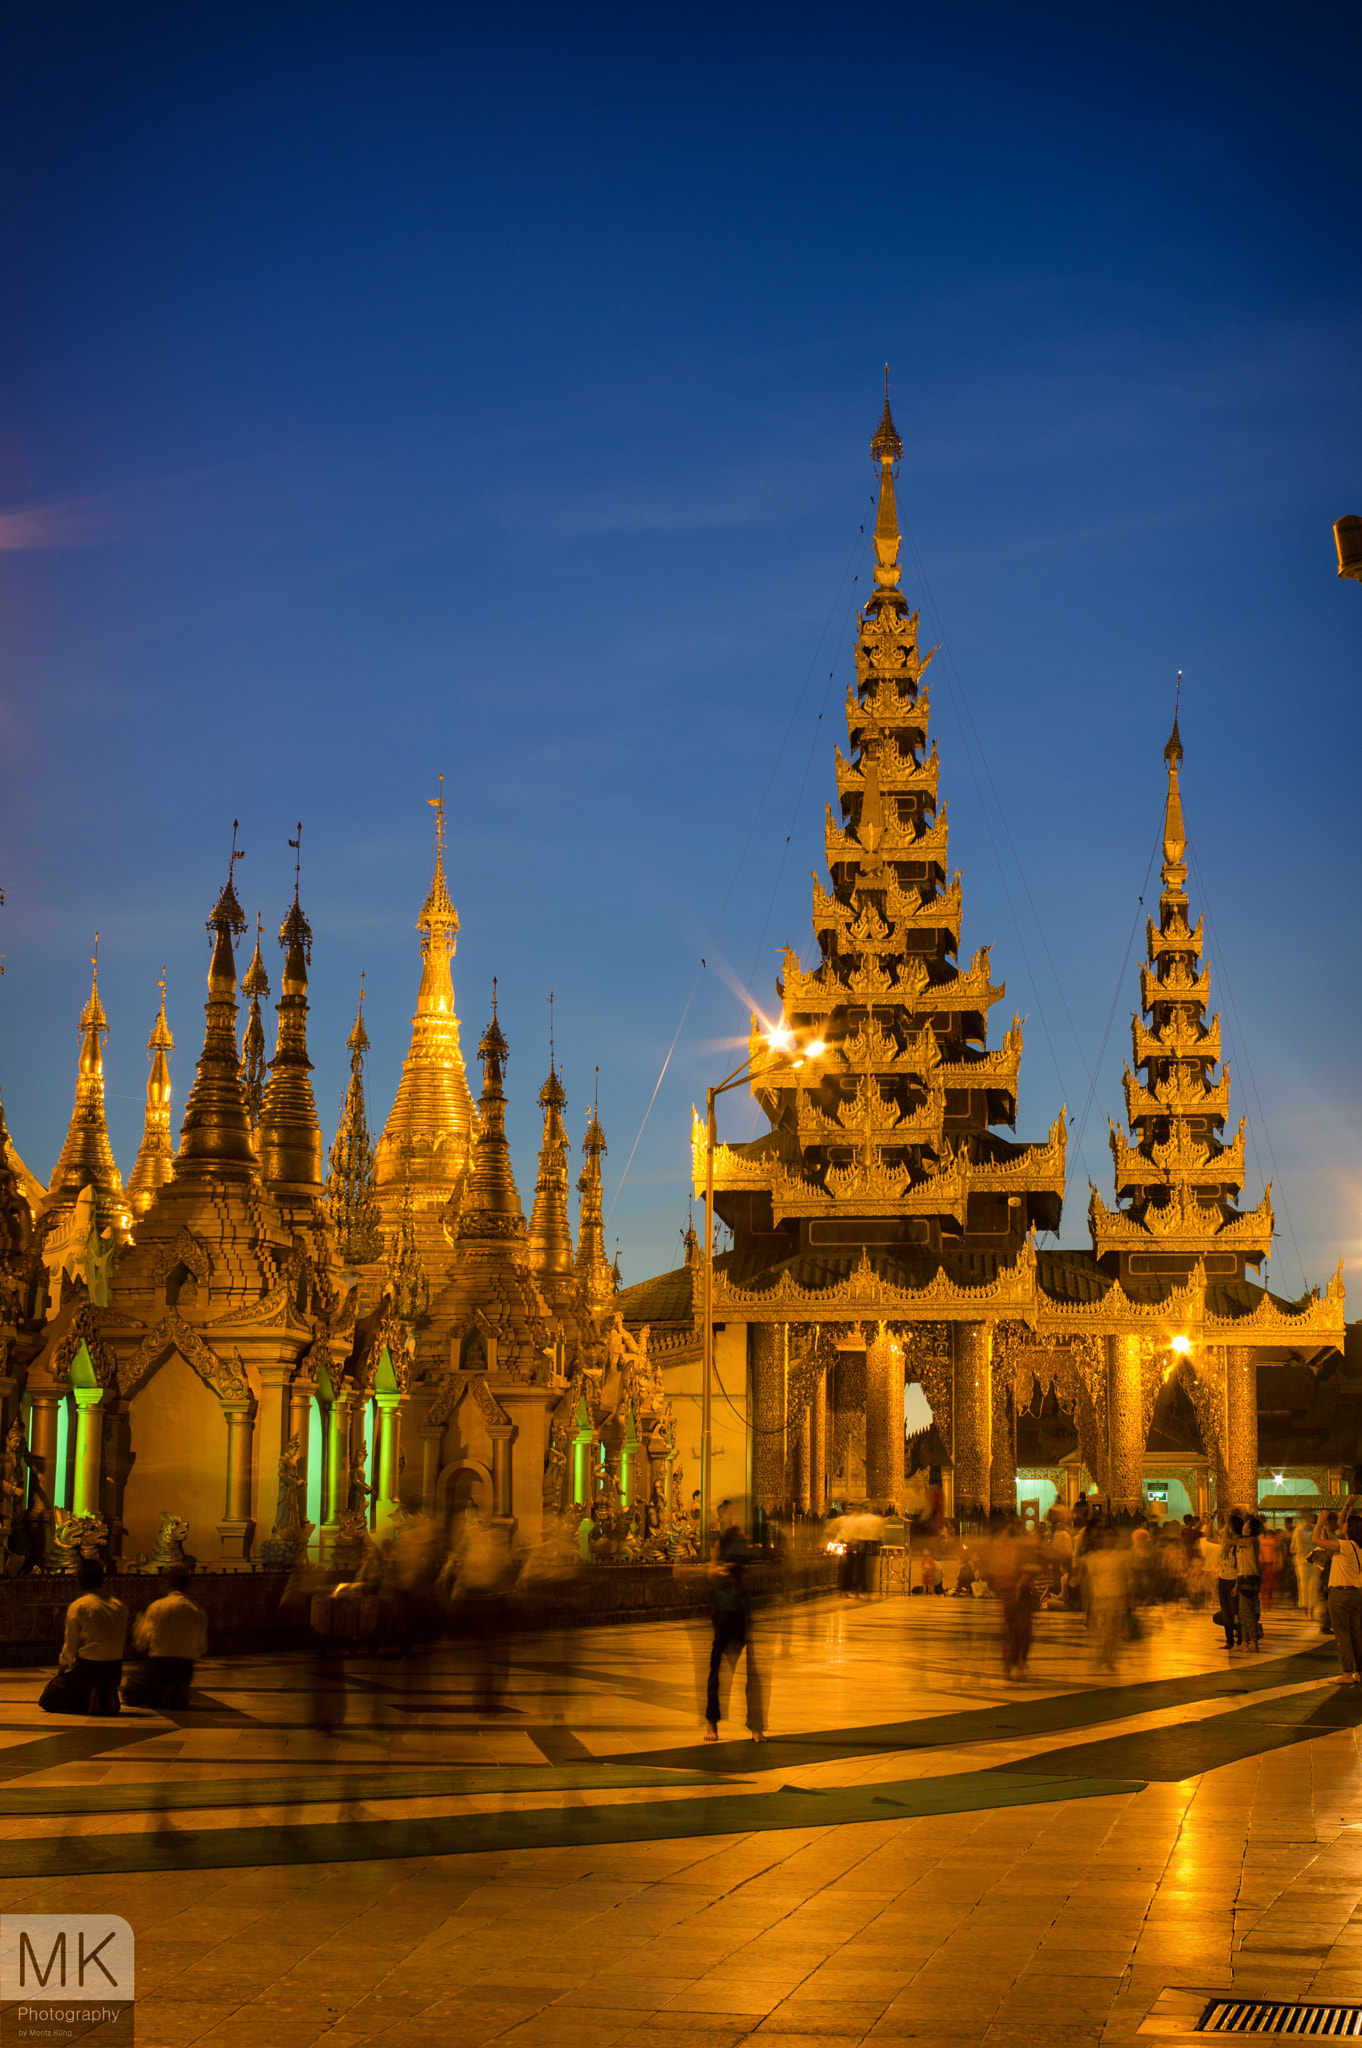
[0, 3, 1358, 1295]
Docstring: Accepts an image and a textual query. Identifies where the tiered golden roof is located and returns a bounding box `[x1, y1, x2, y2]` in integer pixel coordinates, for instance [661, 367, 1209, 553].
[126, 977, 175, 1217]
[375, 784, 477, 1263]
[45, 942, 127, 1237]
[454, 987, 526, 1246]
[698, 392, 1064, 1252]
[1091, 717, 1272, 1277]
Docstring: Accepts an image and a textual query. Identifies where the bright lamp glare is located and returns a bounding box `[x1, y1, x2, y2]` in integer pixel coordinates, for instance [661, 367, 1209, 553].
[805, 1040, 826, 1057]
[1273, 1473, 1284, 1486]
[1170, 1335, 1191, 1355]
[766, 1024, 793, 1051]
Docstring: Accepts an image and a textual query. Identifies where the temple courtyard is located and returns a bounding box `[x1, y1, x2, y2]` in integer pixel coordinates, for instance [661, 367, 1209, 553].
[3, 1593, 1362, 2046]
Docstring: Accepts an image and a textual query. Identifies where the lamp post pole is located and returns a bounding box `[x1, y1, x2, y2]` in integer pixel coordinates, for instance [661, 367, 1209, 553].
[701, 1086, 717, 1544]
[698, 1028, 825, 1550]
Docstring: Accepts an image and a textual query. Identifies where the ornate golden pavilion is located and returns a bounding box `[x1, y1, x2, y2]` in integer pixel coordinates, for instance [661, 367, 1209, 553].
[614, 394, 1347, 1523]
[0, 800, 669, 1572]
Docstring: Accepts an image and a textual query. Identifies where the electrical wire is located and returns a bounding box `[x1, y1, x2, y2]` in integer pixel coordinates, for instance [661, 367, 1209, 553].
[1188, 838, 1306, 1292]
[605, 498, 874, 1227]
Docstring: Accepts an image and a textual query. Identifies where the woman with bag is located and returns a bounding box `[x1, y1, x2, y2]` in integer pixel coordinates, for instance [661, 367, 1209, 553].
[1235, 1514, 1265, 1653]
[1311, 1507, 1362, 1684]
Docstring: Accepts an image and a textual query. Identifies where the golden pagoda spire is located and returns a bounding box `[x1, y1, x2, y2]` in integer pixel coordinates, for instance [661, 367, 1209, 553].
[46, 935, 127, 1231]
[127, 972, 176, 1217]
[239, 912, 270, 1129]
[175, 823, 261, 1184]
[325, 974, 384, 1268]
[575, 1069, 614, 1314]
[258, 826, 324, 1196]
[454, 980, 528, 1247]
[527, 990, 574, 1297]
[1094, 702, 1270, 1274]
[867, 363, 907, 618]
[375, 780, 476, 1261]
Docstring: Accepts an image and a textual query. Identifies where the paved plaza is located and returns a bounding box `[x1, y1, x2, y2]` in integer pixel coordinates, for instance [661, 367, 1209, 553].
[3, 1592, 1362, 2046]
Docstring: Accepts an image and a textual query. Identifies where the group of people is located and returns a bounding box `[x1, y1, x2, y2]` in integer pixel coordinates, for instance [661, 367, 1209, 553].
[41, 1558, 208, 1716]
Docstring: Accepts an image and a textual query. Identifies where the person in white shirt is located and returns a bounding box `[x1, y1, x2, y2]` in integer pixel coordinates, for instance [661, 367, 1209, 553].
[1313, 1509, 1362, 1684]
[133, 1567, 208, 1709]
[1291, 1514, 1316, 1615]
[54, 1558, 128, 1716]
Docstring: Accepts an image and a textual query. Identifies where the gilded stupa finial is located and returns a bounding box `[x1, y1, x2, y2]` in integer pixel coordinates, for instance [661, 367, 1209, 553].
[46, 928, 126, 1229]
[278, 823, 313, 964]
[869, 363, 903, 465]
[172, 831, 261, 1185]
[1161, 674, 1187, 872]
[867, 369, 907, 614]
[127, 970, 176, 1215]
[258, 824, 323, 1194]
[240, 913, 270, 1128]
[575, 1068, 613, 1314]
[455, 982, 527, 1245]
[419, 774, 459, 960]
[478, 977, 509, 1081]
[528, 988, 573, 1290]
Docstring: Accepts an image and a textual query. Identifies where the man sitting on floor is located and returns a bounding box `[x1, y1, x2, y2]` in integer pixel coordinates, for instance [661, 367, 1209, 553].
[132, 1567, 208, 1710]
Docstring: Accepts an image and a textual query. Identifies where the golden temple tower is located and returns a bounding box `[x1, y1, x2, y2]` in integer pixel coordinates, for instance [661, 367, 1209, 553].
[375, 785, 476, 1265]
[455, 986, 527, 1249]
[257, 854, 324, 1201]
[699, 388, 1065, 1262]
[1090, 714, 1271, 1281]
[174, 830, 261, 1184]
[575, 1087, 614, 1315]
[324, 978, 384, 1270]
[45, 941, 128, 1238]
[126, 977, 175, 1217]
[240, 915, 270, 1132]
[527, 1031, 575, 1313]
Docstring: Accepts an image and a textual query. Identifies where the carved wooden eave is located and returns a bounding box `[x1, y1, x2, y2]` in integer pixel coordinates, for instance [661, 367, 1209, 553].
[470, 1374, 513, 1431]
[206, 1275, 317, 1345]
[1141, 961, 1211, 1013]
[1088, 1182, 1273, 1262]
[772, 1150, 970, 1224]
[1132, 1011, 1221, 1071]
[145, 1225, 212, 1288]
[969, 1113, 1067, 1194]
[1147, 914, 1204, 964]
[835, 740, 939, 807]
[847, 681, 932, 746]
[709, 1242, 1038, 1325]
[1110, 1119, 1246, 1196]
[812, 876, 963, 952]
[1123, 1064, 1231, 1128]
[825, 805, 950, 874]
[117, 1310, 250, 1402]
[1035, 1258, 1346, 1348]
[938, 1019, 1023, 1099]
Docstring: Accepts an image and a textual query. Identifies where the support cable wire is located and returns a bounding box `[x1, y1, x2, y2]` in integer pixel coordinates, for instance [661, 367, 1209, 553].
[605, 500, 875, 1229]
[896, 514, 1079, 1168]
[1068, 829, 1162, 1203]
[1187, 839, 1306, 1293]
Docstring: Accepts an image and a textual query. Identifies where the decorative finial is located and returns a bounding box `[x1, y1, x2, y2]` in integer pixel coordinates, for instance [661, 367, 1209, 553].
[427, 775, 446, 869]
[1164, 671, 1184, 770]
[208, 823, 248, 941]
[492, 974, 498, 1017]
[870, 367, 903, 464]
[289, 821, 302, 897]
[549, 988, 555, 1071]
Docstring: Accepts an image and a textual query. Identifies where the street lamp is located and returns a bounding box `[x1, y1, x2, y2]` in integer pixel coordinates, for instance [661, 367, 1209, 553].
[699, 1023, 825, 1543]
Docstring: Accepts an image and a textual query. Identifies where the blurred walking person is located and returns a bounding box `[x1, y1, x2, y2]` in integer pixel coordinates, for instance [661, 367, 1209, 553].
[1312, 1506, 1362, 1684]
[1080, 1528, 1128, 1674]
[705, 1507, 766, 1742]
